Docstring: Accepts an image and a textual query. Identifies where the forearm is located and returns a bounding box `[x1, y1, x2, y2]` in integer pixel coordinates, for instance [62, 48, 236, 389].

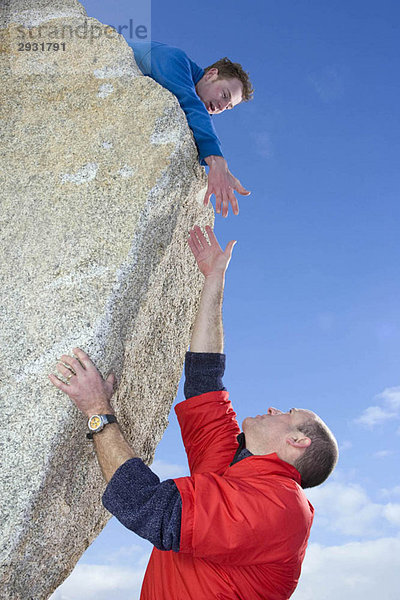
[102, 456, 182, 552]
[93, 422, 138, 483]
[190, 273, 225, 353]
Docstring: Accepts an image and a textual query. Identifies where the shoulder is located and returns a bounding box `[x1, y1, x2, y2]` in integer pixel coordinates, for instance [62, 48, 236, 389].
[130, 41, 191, 67]
[151, 42, 191, 65]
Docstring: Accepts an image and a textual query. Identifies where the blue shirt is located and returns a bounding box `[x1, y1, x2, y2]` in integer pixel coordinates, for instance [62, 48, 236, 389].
[129, 41, 224, 165]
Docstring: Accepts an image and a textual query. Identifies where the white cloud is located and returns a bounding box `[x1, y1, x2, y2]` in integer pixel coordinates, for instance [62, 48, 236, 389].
[380, 485, 400, 499]
[383, 504, 400, 527]
[150, 459, 189, 480]
[104, 543, 151, 566]
[306, 480, 400, 538]
[50, 557, 151, 600]
[373, 449, 394, 458]
[356, 386, 400, 427]
[378, 386, 400, 410]
[292, 537, 400, 600]
[356, 405, 396, 427]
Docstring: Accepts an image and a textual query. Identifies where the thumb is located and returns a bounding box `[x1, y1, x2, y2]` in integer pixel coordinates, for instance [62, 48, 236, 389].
[224, 240, 237, 257]
[240, 188, 251, 196]
[204, 185, 213, 206]
[106, 372, 117, 389]
[235, 181, 251, 196]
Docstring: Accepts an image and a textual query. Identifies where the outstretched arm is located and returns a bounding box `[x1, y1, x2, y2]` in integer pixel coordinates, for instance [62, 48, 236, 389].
[187, 225, 236, 352]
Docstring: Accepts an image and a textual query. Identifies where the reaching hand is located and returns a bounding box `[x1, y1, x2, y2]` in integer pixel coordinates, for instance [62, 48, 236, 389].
[204, 156, 250, 217]
[187, 225, 237, 278]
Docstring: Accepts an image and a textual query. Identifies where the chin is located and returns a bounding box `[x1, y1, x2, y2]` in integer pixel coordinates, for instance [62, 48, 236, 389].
[242, 416, 252, 431]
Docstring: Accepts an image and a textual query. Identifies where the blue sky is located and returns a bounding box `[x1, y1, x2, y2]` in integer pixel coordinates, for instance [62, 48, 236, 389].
[52, 1, 400, 598]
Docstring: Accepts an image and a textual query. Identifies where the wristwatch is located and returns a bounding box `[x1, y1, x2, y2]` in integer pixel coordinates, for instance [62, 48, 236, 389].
[87, 414, 117, 440]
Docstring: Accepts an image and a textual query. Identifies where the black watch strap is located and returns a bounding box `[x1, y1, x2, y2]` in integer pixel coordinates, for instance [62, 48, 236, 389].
[104, 414, 117, 424]
[87, 414, 118, 440]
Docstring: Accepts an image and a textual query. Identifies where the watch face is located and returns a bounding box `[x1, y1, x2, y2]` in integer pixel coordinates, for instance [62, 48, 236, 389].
[88, 415, 102, 431]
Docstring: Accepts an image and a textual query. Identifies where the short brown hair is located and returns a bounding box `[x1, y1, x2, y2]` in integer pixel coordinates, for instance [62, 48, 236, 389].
[204, 57, 254, 102]
[294, 418, 338, 489]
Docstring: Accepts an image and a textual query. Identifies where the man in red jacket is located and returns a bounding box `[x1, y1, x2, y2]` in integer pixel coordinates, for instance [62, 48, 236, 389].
[50, 226, 338, 599]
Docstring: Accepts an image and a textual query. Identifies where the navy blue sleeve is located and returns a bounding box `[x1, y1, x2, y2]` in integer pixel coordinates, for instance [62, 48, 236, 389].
[184, 351, 226, 399]
[102, 458, 182, 552]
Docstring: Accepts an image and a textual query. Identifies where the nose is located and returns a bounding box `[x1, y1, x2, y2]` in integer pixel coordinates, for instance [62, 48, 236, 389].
[267, 407, 283, 415]
[216, 97, 229, 113]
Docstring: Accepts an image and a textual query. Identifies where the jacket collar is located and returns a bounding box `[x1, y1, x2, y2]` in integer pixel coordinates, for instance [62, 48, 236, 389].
[230, 433, 302, 484]
[230, 432, 251, 465]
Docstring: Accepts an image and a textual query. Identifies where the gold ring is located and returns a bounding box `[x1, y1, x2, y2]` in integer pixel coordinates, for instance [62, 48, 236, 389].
[66, 373, 74, 382]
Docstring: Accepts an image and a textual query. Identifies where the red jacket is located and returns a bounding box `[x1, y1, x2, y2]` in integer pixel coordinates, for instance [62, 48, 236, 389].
[140, 391, 314, 599]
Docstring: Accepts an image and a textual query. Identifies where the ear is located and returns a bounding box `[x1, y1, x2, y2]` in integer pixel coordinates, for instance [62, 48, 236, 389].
[286, 434, 311, 449]
[206, 67, 219, 80]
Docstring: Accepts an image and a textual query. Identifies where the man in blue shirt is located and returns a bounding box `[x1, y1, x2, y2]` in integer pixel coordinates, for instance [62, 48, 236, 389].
[130, 41, 254, 218]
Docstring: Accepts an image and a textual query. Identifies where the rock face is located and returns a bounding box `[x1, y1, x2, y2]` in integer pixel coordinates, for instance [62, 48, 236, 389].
[0, 2, 212, 598]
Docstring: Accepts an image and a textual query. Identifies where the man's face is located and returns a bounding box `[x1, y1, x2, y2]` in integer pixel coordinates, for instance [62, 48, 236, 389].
[196, 68, 244, 115]
[242, 407, 317, 456]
